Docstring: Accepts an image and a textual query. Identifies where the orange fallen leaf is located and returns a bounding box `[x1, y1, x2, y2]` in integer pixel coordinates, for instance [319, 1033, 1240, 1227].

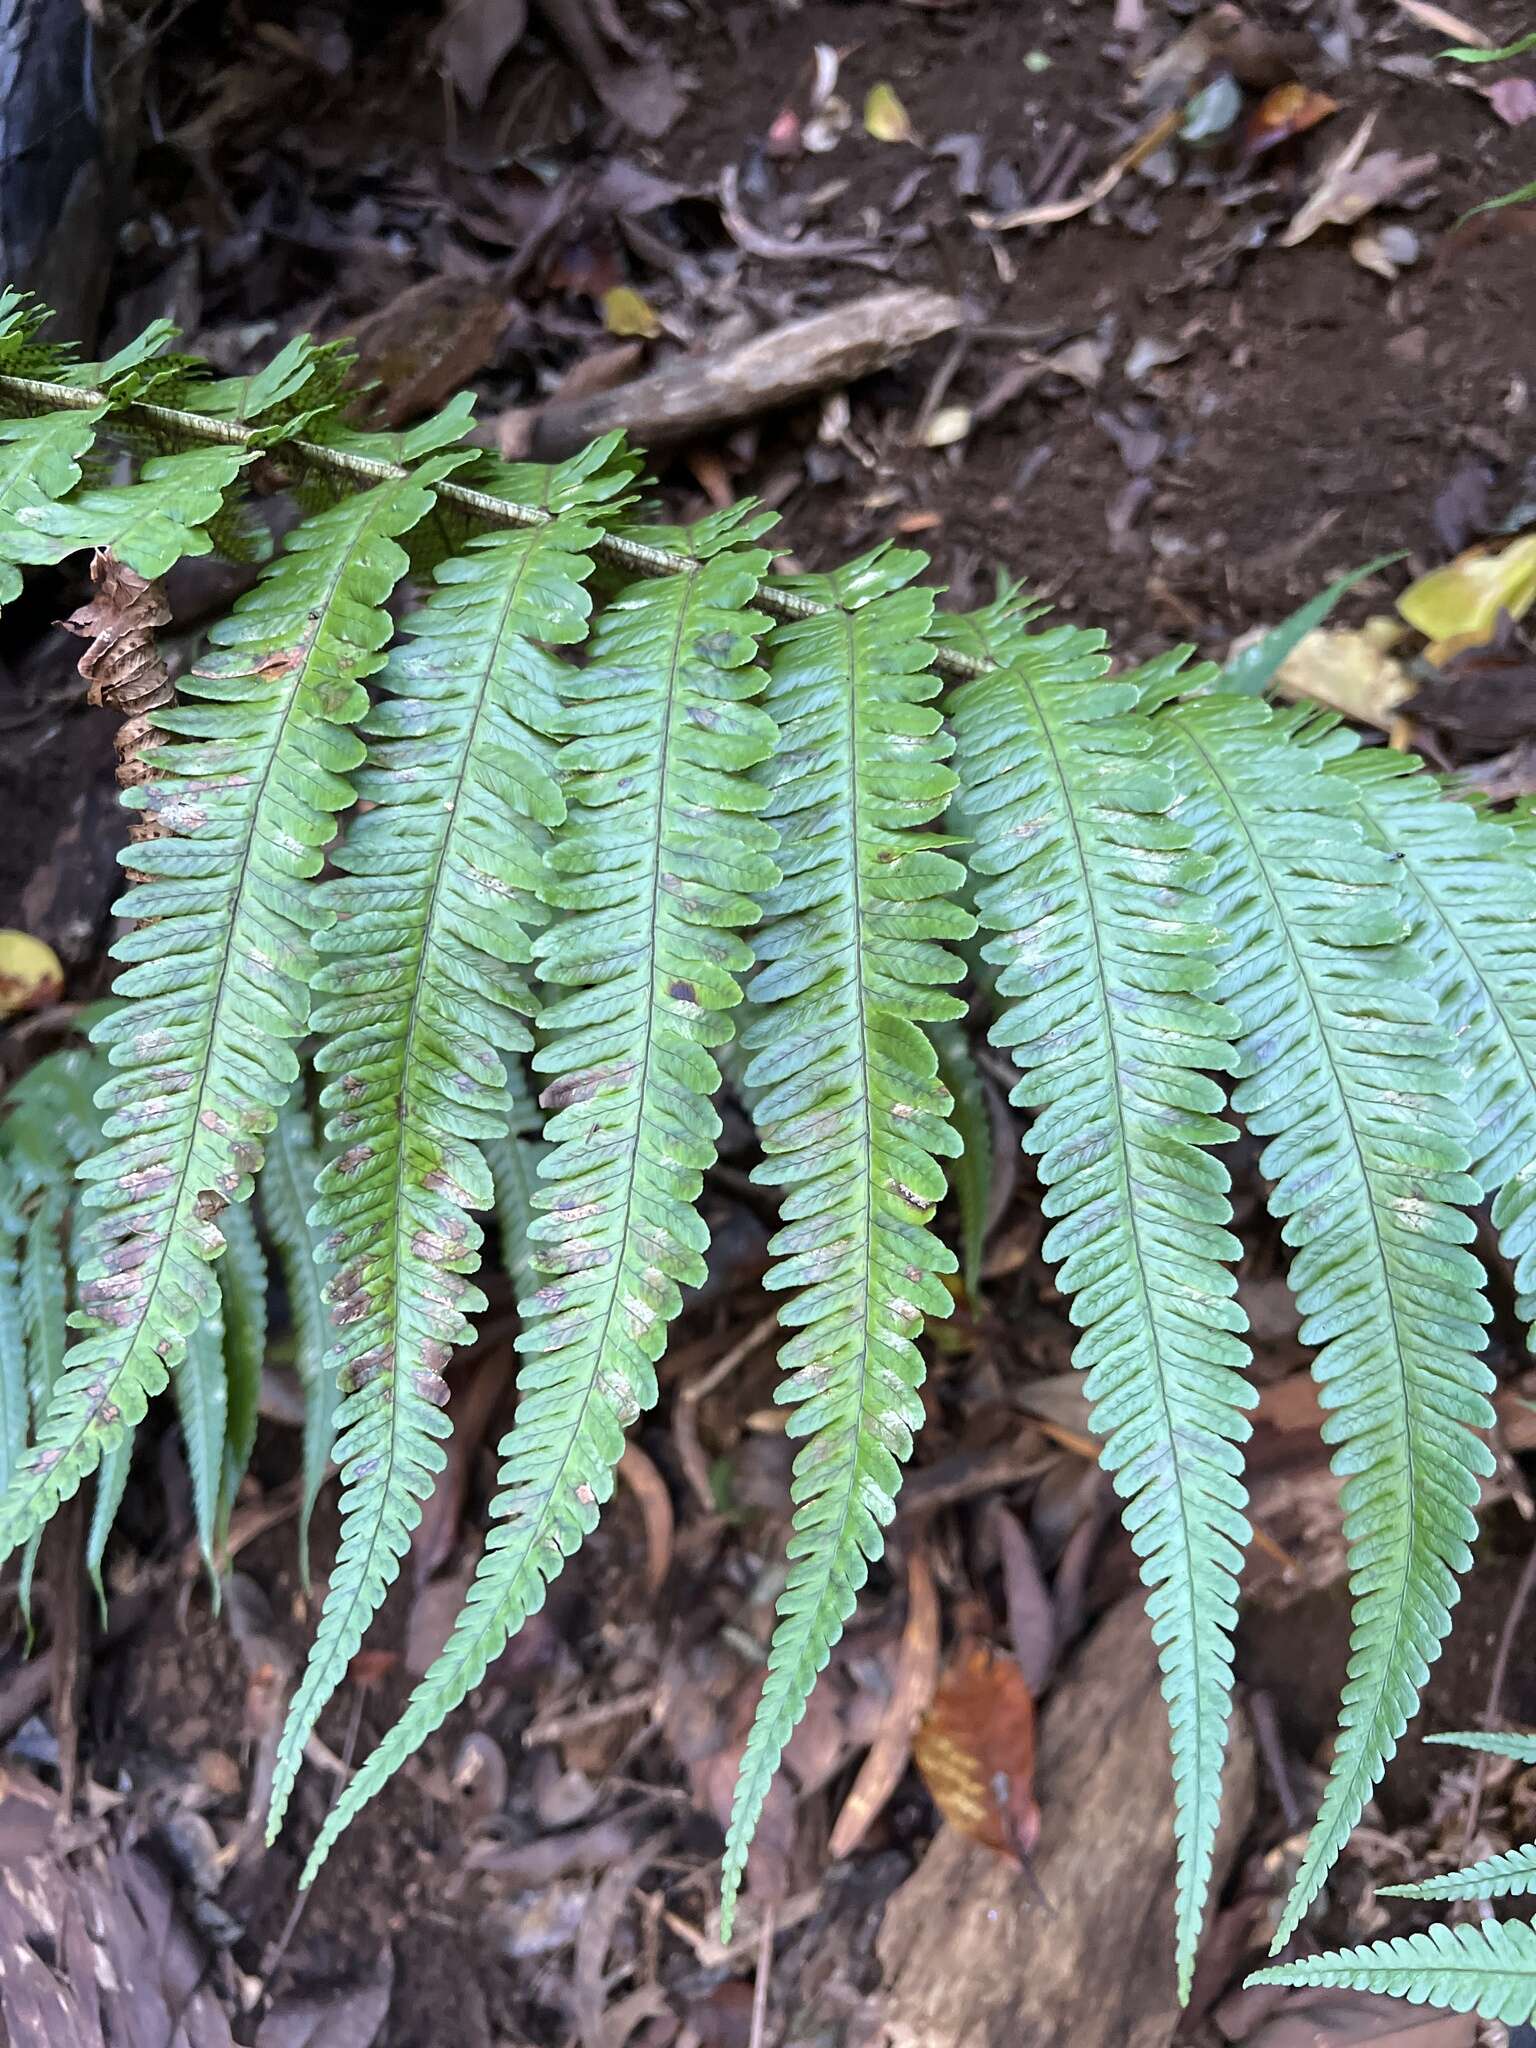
[913, 1637, 1040, 1859]
[1243, 81, 1338, 157]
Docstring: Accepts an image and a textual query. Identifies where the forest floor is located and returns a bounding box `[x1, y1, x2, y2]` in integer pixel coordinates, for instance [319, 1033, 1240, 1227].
[2, 2, 1535, 2044]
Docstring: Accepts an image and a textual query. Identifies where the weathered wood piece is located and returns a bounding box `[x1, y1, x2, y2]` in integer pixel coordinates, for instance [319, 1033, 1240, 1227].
[876, 1595, 1258, 2048]
[526, 288, 965, 459]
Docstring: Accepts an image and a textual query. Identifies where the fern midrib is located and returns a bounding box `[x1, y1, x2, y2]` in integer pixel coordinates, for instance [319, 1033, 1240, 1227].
[1182, 728, 1418, 1845]
[1036, 700, 1212, 1912]
[300, 552, 542, 1710]
[420, 568, 699, 1690]
[779, 610, 878, 1691]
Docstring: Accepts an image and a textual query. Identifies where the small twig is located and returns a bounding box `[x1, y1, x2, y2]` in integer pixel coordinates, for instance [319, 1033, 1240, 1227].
[675, 1308, 781, 1513]
[522, 1685, 656, 1750]
[749, 1904, 776, 2048]
[1249, 1690, 1303, 1833]
[1460, 1537, 1536, 1861]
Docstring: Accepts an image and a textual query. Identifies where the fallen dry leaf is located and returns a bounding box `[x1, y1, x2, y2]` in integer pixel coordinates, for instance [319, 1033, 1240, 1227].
[1399, 533, 1536, 662]
[602, 285, 662, 338]
[1271, 619, 1416, 729]
[828, 1545, 940, 1858]
[435, 0, 528, 109]
[1280, 114, 1437, 246]
[0, 931, 64, 1018]
[1486, 76, 1536, 124]
[865, 81, 916, 143]
[1350, 223, 1421, 278]
[1243, 81, 1338, 157]
[913, 1638, 1040, 1860]
[972, 104, 1181, 230]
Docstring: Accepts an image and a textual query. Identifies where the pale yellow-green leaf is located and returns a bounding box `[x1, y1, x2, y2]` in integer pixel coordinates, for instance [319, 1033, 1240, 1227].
[0, 932, 63, 1018]
[1398, 533, 1536, 663]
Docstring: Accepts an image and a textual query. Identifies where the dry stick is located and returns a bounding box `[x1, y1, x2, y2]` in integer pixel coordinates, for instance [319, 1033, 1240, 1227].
[0, 371, 997, 687]
[749, 1903, 776, 2048]
[675, 1307, 782, 1513]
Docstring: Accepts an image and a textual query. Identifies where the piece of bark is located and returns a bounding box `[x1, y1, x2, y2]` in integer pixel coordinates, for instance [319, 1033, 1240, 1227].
[0, 0, 140, 346]
[876, 1595, 1257, 2048]
[524, 289, 965, 459]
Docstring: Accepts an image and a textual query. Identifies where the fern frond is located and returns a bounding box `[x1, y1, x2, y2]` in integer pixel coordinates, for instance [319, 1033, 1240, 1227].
[172, 1302, 228, 1580]
[1165, 694, 1493, 1954]
[486, 1056, 543, 1301]
[721, 548, 972, 1934]
[266, 493, 602, 1839]
[21, 446, 251, 579]
[261, 1098, 335, 1578]
[931, 1019, 991, 1303]
[300, 507, 778, 1881]
[1381, 1844, 1536, 1900]
[1330, 749, 1536, 1207]
[0, 408, 106, 602]
[0, 466, 447, 1565]
[0, 1178, 27, 1493]
[1249, 1922, 1536, 2024]
[217, 1199, 267, 1545]
[86, 1437, 132, 1619]
[1427, 1729, 1536, 1763]
[951, 625, 1246, 1994]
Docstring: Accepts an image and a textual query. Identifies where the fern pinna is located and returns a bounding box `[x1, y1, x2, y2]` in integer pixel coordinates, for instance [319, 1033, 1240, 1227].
[3, 290, 1536, 1995]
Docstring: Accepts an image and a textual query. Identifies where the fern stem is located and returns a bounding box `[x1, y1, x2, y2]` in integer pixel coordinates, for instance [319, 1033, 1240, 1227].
[0, 370, 996, 680]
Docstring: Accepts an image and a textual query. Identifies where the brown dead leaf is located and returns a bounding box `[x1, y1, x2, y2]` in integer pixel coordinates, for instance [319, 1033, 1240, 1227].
[913, 1638, 1040, 1860]
[1486, 76, 1536, 125]
[1242, 81, 1338, 157]
[255, 1954, 394, 2048]
[350, 276, 508, 428]
[617, 1439, 673, 1595]
[1280, 115, 1437, 246]
[435, 0, 528, 109]
[828, 1545, 940, 1859]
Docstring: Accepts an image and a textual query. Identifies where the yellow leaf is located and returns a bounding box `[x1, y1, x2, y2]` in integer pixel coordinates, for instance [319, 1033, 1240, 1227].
[864, 82, 915, 144]
[1272, 619, 1416, 730]
[601, 286, 661, 340]
[0, 931, 64, 1019]
[1398, 533, 1536, 664]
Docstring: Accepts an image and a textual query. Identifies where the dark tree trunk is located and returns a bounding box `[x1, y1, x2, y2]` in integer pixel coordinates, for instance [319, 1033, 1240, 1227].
[0, 0, 126, 345]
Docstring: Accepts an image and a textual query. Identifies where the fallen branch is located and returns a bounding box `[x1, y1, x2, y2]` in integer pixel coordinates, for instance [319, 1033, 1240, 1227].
[522, 287, 966, 459]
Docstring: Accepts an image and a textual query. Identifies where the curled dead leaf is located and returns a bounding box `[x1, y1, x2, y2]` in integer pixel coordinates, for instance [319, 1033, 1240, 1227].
[1271, 619, 1416, 730]
[1242, 81, 1338, 157]
[1280, 113, 1438, 246]
[913, 1638, 1040, 1860]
